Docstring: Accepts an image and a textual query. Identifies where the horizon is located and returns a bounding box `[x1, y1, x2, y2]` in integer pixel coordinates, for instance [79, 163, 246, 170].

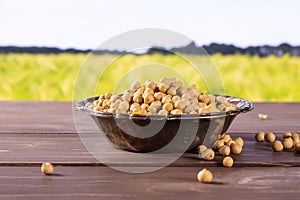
[1, 0, 300, 49]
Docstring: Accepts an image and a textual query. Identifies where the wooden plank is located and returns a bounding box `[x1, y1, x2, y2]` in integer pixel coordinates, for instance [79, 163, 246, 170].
[0, 102, 299, 134]
[0, 166, 299, 200]
[1, 133, 300, 166]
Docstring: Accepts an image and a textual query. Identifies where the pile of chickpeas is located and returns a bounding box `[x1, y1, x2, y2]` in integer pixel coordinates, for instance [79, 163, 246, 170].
[197, 133, 244, 168]
[196, 133, 244, 182]
[85, 77, 238, 115]
[255, 131, 300, 152]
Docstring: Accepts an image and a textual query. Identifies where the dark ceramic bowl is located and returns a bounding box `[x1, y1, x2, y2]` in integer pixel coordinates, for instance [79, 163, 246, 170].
[75, 95, 253, 153]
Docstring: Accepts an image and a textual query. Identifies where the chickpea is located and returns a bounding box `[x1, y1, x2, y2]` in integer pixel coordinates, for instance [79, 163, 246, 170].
[130, 103, 140, 112]
[99, 94, 105, 100]
[230, 143, 242, 155]
[283, 132, 292, 138]
[222, 156, 234, 167]
[197, 168, 213, 183]
[144, 88, 154, 96]
[85, 102, 94, 109]
[199, 102, 207, 108]
[102, 99, 111, 109]
[226, 140, 235, 147]
[294, 142, 300, 153]
[130, 81, 141, 89]
[151, 101, 162, 107]
[135, 87, 145, 95]
[222, 134, 231, 144]
[283, 137, 294, 149]
[171, 80, 182, 88]
[272, 140, 284, 152]
[144, 94, 155, 104]
[292, 133, 300, 144]
[184, 105, 194, 114]
[140, 103, 149, 111]
[167, 87, 176, 96]
[199, 149, 215, 161]
[158, 83, 169, 93]
[161, 95, 172, 104]
[110, 102, 118, 109]
[197, 145, 207, 154]
[41, 162, 54, 175]
[170, 109, 182, 115]
[133, 95, 143, 103]
[176, 87, 186, 95]
[255, 131, 265, 142]
[107, 108, 116, 113]
[154, 92, 165, 101]
[235, 137, 244, 147]
[162, 102, 173, 112]
[174, 100, 185, 110]
[258, 113, 268, 120]
[110, 95, 121, 103]
[216, 96, 228, 104]
[145, 80, 157, 90]
[214, 140, 224, 150]
[172, 95, 181, 102]
[148, 104, 159, 114]
[219, 145, 230, 156]
[104, 92, 112, 100]
[158, 109, 168, 115]
[265, 132, 276, 143]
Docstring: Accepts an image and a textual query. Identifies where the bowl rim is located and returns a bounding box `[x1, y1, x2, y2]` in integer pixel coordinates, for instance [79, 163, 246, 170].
[74, 95, 253, 120]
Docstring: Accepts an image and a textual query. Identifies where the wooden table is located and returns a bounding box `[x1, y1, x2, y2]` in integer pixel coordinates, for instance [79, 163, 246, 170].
[0, 102, 300, 200]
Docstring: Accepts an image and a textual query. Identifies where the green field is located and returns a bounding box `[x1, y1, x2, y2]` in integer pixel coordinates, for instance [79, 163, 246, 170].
[0, 53, 299, 101]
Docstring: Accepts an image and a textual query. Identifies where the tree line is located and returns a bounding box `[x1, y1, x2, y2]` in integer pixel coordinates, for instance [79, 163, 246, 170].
[1, 42, 300, 56]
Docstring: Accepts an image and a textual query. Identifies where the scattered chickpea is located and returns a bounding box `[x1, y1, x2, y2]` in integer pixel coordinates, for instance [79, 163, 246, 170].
[294, 142, 300, 153]
[197, 168, 213, 183]
[222, 156, 234, 167]
[283, 132, 292, 138]
[272, 140, 284, 152]
[214, 140, 224, 150]
[255, 131, 265, 142]
[258, 113, 268, 120]
[41, 162, 54, 175]
[223, 134, 232, 144]
[265, 132, 276, 143]
[197, 145, 207, 154]
[219, 145, 230, 156]
[283, 137, 294, 149]
[230, 143, 242, 155]
[199, 149, 215, 161]
[235, 137, 244, 147]
[292, 133, 300, 144]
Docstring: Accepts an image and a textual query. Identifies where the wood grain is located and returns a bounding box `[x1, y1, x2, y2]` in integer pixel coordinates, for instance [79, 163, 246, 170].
[0, 166, 299, 200]
[0, 133, 299, 167]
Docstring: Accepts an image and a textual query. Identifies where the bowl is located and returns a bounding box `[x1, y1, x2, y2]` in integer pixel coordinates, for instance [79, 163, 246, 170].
[75, 95, 253, 153]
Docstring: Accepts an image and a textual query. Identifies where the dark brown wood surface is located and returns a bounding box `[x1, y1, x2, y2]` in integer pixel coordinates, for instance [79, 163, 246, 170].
[0, 101, 300, 199]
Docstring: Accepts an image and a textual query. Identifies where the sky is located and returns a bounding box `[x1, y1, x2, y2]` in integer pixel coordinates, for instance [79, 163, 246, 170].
[1, 0, 300, 49]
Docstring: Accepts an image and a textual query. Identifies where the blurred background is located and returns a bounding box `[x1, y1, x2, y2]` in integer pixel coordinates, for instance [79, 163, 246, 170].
[1, 0, 299, 101]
